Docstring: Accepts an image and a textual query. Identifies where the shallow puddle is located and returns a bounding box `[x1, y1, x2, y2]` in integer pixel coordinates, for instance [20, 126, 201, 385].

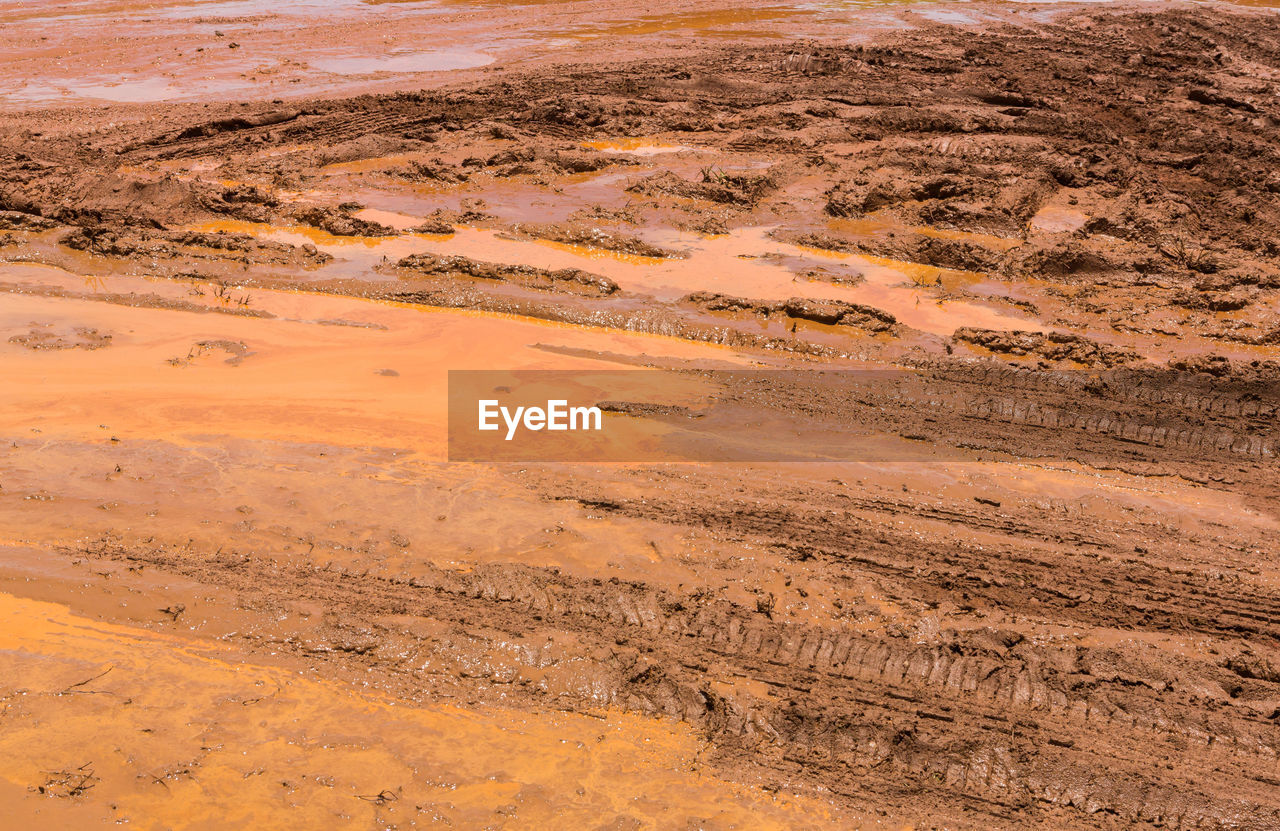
[307, 48, 494, 75]
[545, 7, 806, 39]
[59, 77, 181, 103]
[189, 219, 1039, 336]
[1029, 204, 1089, 234]
[581, 138, 693, 155]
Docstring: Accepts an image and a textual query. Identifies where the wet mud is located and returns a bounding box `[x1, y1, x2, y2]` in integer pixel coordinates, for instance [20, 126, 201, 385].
[3, 1, 1280, 829]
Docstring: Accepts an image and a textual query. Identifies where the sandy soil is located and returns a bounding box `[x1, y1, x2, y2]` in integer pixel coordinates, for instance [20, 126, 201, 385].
[3, 1, 1280, 828]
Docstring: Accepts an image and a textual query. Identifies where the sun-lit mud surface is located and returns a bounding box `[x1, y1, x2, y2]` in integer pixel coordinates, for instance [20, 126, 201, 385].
[0, 0, 916, 107]
[1, 0, 1272, 109]
[4, 0, 1280, 828]
[181, 219, 1033, 335]
[0, 591, 845, 829]
[581, 138, 693, 155]
[0, 261, 745, 451]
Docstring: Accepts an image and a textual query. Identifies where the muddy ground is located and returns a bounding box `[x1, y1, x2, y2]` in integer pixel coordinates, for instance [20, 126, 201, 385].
[2, 2, 1280, 829]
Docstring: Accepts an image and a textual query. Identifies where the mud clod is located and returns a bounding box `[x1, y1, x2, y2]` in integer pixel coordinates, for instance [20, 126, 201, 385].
[953, 327, 1142, 367]
[395, 253, 619, 296]
[292, 206, 395, 237]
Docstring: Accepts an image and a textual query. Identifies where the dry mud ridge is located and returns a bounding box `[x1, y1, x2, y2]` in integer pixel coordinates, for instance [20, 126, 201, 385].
[3, 5, 1280, 830]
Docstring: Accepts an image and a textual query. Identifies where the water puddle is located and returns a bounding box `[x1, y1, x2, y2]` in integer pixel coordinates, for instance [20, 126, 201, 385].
[1029, 205, 1089, 234]
[779, 239, 1036, 334]
[307, 48, 494, 75]
[188, 218, 1039, 336]
[60, 77, 181, 103]
[581, 138, 693, 156]
[0, 0, 1043, 110]
[352, 207, 431, 231]
[544, 7, 805, 39]
[910, 7, 980, 23]
[0, 0, 378, 25]
[5, 70, 278, 106]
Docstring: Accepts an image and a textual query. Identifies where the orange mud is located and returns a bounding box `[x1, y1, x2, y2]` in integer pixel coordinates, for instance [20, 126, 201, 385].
[0, 0, 960, 109]
[0, 590, 848, 830]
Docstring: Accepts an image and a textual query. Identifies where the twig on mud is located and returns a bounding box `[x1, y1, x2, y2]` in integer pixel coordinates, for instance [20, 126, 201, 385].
[34, 763, 98, 797]
[908, 270, 942, 288]
[1159, 234, 1216, 273]
[159, 604, 186, 621]
[60, 666, 113, 695]
[354, 790, 399, 805]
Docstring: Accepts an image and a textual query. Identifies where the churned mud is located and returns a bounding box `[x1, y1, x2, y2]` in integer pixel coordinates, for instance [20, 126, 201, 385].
[3, 1, 1280, 828]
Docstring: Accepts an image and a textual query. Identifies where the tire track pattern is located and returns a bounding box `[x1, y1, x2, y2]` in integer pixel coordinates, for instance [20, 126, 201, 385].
[78, 539, 1280, 830]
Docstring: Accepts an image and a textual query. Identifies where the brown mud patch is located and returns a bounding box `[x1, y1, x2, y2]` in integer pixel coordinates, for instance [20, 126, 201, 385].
[394, 252, 621, 296]
[9, 325, 112, 351]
